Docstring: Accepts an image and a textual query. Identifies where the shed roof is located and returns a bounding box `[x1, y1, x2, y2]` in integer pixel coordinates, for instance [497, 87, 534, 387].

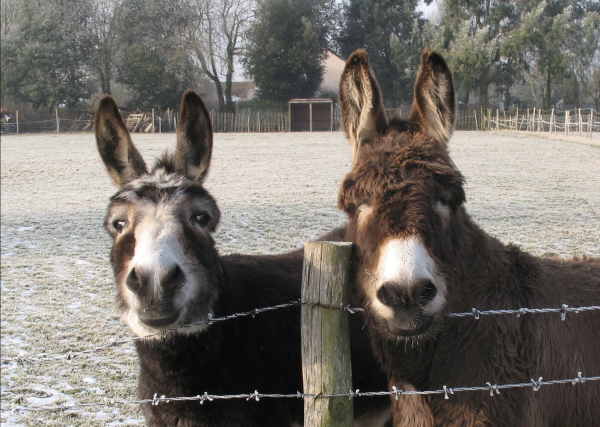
[288, 98, 333, 104]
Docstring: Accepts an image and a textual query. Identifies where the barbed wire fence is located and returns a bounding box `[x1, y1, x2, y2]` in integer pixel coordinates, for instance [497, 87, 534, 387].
[3, 300, 600, 414]
[11, 373, 600, 413]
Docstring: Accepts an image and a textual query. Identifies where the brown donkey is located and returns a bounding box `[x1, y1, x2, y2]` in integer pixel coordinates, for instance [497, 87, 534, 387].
[338, 49, 600, 426]
[95, 90, 390, 426]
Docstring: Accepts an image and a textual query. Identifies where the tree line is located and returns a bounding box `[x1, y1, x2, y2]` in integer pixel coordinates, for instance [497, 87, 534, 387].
[1, 0, 599, 114]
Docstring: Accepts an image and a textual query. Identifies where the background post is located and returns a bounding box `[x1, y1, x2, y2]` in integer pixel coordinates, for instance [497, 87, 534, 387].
[301, 241, 354, 427]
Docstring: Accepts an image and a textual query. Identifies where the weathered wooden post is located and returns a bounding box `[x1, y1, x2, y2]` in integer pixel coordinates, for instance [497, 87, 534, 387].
[550, 109, 555, 134]
[301, 241, 354, 427]
[16, 110, 19, 134]
[565, 110, 570, 136]
[496, 109, 499, 131]
[55, 107, 60, 133]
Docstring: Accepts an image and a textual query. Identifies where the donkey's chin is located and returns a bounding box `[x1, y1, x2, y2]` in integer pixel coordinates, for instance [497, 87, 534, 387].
[123, 305, 213, 338]
[382, 313, 435, 340]
[138, 309, 182, 329]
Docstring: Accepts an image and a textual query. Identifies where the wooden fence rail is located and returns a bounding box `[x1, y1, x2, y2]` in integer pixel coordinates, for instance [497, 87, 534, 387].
[465, 108, 599, 138]
[210, 111, 289, 132]
[2, 108, 598, 136]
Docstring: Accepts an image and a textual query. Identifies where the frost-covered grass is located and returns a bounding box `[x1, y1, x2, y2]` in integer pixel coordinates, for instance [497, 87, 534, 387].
[1, 131, 599, 426]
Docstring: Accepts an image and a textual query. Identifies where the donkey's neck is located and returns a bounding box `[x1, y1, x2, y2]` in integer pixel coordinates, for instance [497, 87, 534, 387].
[451, 210, 541, 310]
[135, 251, 304, 399]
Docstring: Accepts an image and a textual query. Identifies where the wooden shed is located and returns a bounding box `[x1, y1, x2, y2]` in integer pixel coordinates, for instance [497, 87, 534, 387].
[288, 98, 334, 131]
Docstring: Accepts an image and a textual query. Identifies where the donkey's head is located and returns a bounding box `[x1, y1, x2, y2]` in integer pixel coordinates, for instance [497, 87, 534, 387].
[96, 90, 222, 337]
[339, 49, 465, 341]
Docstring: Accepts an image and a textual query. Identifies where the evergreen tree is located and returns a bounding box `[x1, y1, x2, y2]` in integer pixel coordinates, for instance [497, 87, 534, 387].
[243, 0, 333, 107]
[1, 0, 95, 109]
[436, 0, 520, 109]
[116, 0, 198, 110]
[336, 0, 424, 107]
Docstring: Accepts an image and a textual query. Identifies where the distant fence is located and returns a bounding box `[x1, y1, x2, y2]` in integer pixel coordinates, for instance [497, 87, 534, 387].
[0, 109, 292, 134]
[2, 107, 598, 136]
[210, 111, 289, 132]
[456, 108, 599, 138]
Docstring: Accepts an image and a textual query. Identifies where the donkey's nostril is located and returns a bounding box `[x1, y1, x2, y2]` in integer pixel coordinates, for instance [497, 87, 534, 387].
[419, 280, 438, 304]
[162, 265, 186, 291]
[126, 268, 142, 293]
[377, 282, 408, 308]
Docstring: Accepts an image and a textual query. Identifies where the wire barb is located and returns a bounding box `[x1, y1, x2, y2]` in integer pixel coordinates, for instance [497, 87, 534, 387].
[247, 391, 260, 401]
[486, 382, 500, 396]
[443, 385, 454, 399]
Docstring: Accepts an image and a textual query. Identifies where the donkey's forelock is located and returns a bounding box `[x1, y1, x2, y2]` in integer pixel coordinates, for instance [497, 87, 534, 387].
[339, 136, 466, 217]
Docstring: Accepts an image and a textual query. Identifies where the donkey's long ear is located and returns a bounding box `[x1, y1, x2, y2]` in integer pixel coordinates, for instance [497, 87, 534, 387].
[95, 96, 147, 186]
[339, 49, 388, 162]
[174, 90, 213, 182]
[409, 49, 456, 146]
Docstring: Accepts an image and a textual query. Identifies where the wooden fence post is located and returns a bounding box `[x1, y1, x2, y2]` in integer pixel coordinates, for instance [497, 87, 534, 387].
[550, 109, 554, 134]
[474, 110, 478, 131]
[16, 110, 19, 134]
[301, 241, 354, 427]
[565, 111, 569, 136]
[55, 108, 60, 133]
[579, 109, 582, 137]
[591, 110, 594, 139]
[496, 109, 499, 131]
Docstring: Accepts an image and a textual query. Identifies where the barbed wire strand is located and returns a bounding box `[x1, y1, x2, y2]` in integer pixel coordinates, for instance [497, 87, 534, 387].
[2, 302, 600, 364]
[7, 373, 599, 413]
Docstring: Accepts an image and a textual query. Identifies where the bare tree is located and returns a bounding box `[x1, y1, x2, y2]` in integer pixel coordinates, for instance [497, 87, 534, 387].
[189, 0, 254, 112]
[1, 0, 20, 36]
[87, 0, 123, 95]
[568, 11, 600, 108]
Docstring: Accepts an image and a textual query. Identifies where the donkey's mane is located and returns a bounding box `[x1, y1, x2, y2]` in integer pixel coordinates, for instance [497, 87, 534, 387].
[154, 152, 180, 175]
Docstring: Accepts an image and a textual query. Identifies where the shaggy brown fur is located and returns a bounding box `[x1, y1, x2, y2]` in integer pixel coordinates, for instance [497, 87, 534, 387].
[338, 49, 600, 426]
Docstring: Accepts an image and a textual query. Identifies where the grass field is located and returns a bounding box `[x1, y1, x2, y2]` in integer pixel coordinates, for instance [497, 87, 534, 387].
[1, 130, 599, 426]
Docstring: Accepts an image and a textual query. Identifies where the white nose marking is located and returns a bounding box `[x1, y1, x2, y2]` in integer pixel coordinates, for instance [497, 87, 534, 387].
[378, 237, 436, 286]
[129, 206, 184, 298]
[371, 236, 447, 319]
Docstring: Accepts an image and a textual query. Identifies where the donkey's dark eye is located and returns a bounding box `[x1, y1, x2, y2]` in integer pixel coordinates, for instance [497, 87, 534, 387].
[191, 213, 210, 227]
[112, 219, 128, 233]
[436, 197, 449, 206]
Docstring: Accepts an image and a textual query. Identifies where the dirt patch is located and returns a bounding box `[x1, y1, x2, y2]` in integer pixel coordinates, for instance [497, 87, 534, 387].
[1, 131, 599, 425]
